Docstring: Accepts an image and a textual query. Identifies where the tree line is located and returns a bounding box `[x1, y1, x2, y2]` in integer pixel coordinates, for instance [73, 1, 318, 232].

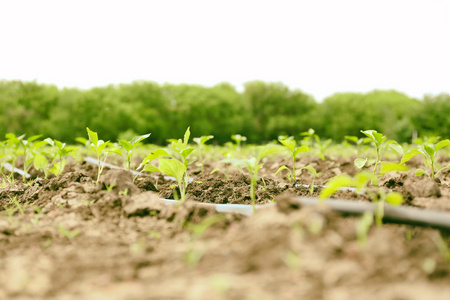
[0, 80, 448, 144]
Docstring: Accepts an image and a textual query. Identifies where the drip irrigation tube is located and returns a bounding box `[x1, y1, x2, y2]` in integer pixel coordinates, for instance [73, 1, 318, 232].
[5, 160, 450, 230]
[3, 163, 31, 179]
[83, 157, 450, 230]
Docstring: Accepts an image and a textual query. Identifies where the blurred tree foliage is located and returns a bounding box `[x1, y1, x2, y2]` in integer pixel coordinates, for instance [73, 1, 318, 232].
[0, 80, 448, 144]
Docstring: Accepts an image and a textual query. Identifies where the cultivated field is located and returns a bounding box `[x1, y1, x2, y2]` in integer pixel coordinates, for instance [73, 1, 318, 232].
[1, 129, 450, 299]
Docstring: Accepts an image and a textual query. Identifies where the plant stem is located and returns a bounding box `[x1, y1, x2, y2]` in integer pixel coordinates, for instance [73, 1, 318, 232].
[292, 155, 296, 182]
[371, 146, 380, 186]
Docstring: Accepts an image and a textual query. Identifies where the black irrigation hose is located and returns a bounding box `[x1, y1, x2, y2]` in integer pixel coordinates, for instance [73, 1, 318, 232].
[80, 157, 450, 231]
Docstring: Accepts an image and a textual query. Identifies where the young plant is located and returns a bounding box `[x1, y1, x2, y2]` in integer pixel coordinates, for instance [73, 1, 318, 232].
[57, 225, 80, 243]
[20, 135, 45, 181]
[193, 135, 214, 174]
[345, 135, 371, 154]
[234, 145, 283, 213]
[354, 130, 405, 186]
[300, 128, 316, 148]
[142, 127, 194, 202]
[275, 136, 309, 182]
[118, 133, 151, 171]
[231, 134, 247, 150]
[314, 135, 332, 160]
[210, 152, 233, 181]
[86, 127, 119, 184]
[302, 165, 319, 195]
[400, 139, 450, 180]
[44, 138, 78, 176]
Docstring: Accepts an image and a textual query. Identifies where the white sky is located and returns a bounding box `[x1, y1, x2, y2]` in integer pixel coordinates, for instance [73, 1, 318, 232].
[0, 0, 449, 101]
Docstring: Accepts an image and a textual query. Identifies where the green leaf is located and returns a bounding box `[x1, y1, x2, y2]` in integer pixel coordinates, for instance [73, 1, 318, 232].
[279, 139, 296, 152]
[386, 192, 403, 206]
[143, 164, 160, 172]
[44, 137, 55, 147]
[320, 174, 354, 200]
[130, 133, 151, 145]
[400, 149, 421, 164]
[436, 139, 450, 151]
[181, 148, 195, 161]
[183, 127, 191, 145]
[354, 158, 368, 168]
[97, 141, 110, 152]
[415, 168, 428, 176]
[86, 127, 98, 146]
[256, 145, 283, 162]
[27, 135, 42, 143]
[275, 165, 290, 176]
[107, 147, 122, 156]
[138, 149, 170, 169]
[158, 159, 186, 183]
[33, 154, 49, 170]
[119, 140, 134, 152]
[345, 136, 359, 143]
[293, 145, 309, 157]
[193, 135, 214, 145]
[354, 171, 371, 190]
[301, 165, 318, 177]
[380, 162, 409, 174]
[424, 144, 435, 158]
[387, 141, 404, 156]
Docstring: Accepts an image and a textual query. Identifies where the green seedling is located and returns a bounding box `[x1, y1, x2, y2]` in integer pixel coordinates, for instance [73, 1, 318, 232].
[10, 196, 24, 215]
[44, 138, 78, 176]
[193, 135, 214, 174]
[20, 135, 45, 181]
[231, 134, 247, 150]
[345, 135, 371, 154]
[275, 136, 309, 182]
[210, 152, 233, 181]
[57, 225, 80, 242]
[136, 148, 170, 181]
[354, 130, 405, 185]
[186, 214, 226, 240]
[314, 135, 332, 160]
[4, 133, 25, 184]
[151, 127, 195, 202]
[117, 133, 151, 171]
[104, 183, 115, 193]
[400, 139, 450, 179]
[300, 128, 316, 148]
[303, 165, 319, 195]
[234, 145, 283, 213]
[86, 127, 119, 184]
[33, 153, 50, 179]
[119, 188, 129, 196]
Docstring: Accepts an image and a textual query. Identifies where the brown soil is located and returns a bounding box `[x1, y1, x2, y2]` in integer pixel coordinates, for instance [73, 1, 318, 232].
[1, 157, 450, 299]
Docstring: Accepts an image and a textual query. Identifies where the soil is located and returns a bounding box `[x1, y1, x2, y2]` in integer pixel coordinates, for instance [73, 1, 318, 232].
[1, 156, 450, 299]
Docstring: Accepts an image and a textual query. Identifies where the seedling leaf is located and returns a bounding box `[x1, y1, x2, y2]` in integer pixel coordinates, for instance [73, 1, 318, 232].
[436, 139, 450, 151]
[387, 141, 404, 156]
[158, 159, 186, 183]
[386, 192, 403, 206]
[400, 149, 421, 164]
[320, 174, 354, 200]
[380, 162, 409, 174]
[275, 165, 290, 176]
[354, 158, 367, 168]
[415, 168, 428, 176]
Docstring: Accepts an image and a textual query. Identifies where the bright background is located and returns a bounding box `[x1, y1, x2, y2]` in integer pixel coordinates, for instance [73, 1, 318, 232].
[1, 0, 449, 101]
